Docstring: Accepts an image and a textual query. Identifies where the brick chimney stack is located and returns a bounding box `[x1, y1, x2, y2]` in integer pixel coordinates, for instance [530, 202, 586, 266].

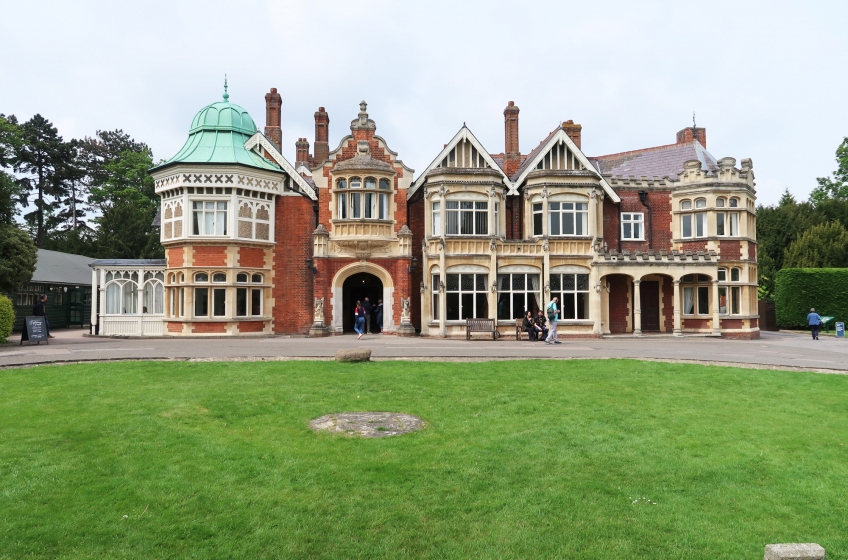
[676, 126, 707, 148]
[503, 101, 521, 176]
[264, 88, 282, 149]
[562, 120, 582, 150]
[295, 138, 310, 166]
[313, 106, 330, 164]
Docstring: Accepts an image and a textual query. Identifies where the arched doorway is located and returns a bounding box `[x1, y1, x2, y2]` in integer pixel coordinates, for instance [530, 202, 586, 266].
[342, 272, 384, 333]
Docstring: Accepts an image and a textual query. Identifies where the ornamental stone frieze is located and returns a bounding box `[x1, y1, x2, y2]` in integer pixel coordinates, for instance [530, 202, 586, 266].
[332, 239, 393, 259]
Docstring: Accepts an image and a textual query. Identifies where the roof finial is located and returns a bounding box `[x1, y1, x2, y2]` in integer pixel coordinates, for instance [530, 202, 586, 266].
[223, 74, 229, 102]
[692, 110, 696, 128]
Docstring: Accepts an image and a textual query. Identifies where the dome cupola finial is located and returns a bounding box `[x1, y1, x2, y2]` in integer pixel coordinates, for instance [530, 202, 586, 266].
[223, 74, 229, 102]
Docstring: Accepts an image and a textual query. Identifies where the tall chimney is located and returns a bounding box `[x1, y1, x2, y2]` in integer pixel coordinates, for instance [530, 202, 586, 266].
[503, 101, 520, 176]
[562, 120, 582, 150]
[676, 126, 707, 148]
[313, 106, 330, 164]
[295, 138, 310, 166]
[264, 88, 282, 149]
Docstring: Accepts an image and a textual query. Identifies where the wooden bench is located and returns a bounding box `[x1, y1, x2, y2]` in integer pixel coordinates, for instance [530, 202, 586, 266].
[466, 318, 498, 340]
[515, 318, 526, 340]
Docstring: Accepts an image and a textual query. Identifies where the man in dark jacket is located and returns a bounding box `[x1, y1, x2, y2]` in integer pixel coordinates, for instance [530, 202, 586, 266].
[32, 294, 55, 338]
[376, 299, 384, 334]
[363, 297, 373, 334]
[535, 310, 548, 341]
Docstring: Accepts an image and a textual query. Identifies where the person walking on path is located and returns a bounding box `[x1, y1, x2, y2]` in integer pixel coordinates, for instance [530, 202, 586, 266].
[535, 310, 549, 341]
[363, 297, 373, 334]
[32, 294, 55, 338]
[807, 308, 823, 340]
[545, 297, 561, 345]
[376, 299, 384, 334]
[354, 300, 366, 339]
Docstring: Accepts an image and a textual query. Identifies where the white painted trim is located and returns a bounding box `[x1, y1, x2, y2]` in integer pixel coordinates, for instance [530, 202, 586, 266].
[510, 129, 620, 203]
[244, 132, 317, 201]
[409, 126, 511, 199]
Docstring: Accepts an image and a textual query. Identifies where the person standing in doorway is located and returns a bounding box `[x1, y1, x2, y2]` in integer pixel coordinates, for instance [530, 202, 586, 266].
[33, 294, 55, 338]
[354, 300, 366, 340]
[363, 297, 373, 335]
[376, 299, 384, 334]
[545, 297, 561, 345]
[807, 307, 822, 340]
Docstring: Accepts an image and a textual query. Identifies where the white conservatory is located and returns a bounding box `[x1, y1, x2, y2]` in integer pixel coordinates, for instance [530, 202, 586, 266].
[90, 259, 167, 336]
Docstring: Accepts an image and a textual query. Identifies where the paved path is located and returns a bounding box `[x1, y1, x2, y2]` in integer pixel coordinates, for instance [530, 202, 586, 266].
[2, 329, 847, 372]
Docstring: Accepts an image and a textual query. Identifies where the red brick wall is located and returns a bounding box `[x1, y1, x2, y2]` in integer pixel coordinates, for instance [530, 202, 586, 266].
[603, 198, 620, 248]
[408, 189, 425, 331]
[238, 321, 265, 333]
[680, 241, 708, 252]
[273, 195, 315, 334]
[192, 322, 227, 334]
[608, 274, 629, 333]
[719, 241, 742, 260]
[193, 246, 227, 267]
[166, 322, 182, 333]
[238, 247, 266, 269]
[720, 319, 744, 329]
[613, 190, 672, 253]
[167, 247, 184, 268]
[748, 242, 756, 261]
[682, 318, 711, 329]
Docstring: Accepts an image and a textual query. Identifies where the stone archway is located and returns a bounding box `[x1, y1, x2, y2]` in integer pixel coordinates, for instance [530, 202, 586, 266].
[331, 262, 395, 334]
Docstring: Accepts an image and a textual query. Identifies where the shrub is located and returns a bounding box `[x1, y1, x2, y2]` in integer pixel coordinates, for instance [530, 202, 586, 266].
[774, 268, 848, 328]
[0, 294, 14, 343]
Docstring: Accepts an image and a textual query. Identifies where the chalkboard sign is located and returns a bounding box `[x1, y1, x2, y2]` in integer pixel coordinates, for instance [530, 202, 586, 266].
[21, 316, 49, 345]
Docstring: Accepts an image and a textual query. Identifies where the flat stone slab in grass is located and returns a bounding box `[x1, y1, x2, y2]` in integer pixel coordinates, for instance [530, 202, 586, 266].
[310, 412, 423, 438]
[764, 543, 825, 560]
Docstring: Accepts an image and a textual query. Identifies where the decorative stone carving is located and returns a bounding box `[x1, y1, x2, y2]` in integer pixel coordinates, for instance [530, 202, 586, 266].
[333, 240, 392, 259]
[397, 297, 415, 337]
[420, 281, 426, 294]
[438, 185, 447, 197]
[309, 297, 331, 337]
[398, 224, 413, 236]
[313, 224, 329, 236]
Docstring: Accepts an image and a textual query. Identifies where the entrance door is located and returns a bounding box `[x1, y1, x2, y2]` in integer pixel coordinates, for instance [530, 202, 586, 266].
[342, 273, 383, 333]
[68, 288, 85, 327]
[640, 281, 660, 331]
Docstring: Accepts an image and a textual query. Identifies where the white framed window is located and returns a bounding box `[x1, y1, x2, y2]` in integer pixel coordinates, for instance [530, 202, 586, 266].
[194, 272, 208, 283]
[432, 201, 441, 235]
[212, 288, 226, 317]
[681, 274, 711, 315]
[194, 287, 208, 317]
[378, 193, 389, 219]
[212, 272, 226, 283]
[549, 202, 588, 236]
[142, 271, 165, 315]
[550, 273, 590, 320]
[237, 273, 248, 283]
[337, 191, 347, 219]
[236, 287, 263, 317]
[718, 268, 742, 315]
[192, 201, 227, 236]
[445, 200, 488, 235]
[695, 212, 707, 237]
[445, 273, 488, 320]
[432, 273, 440, 320]
[621, 213, 644, 240]
[497, 273, 541, 320]
[494, 203, 499, 236]
[532, 202, 543, 236]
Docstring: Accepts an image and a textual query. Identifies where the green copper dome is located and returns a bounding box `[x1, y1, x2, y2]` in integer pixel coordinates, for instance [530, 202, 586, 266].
[153, 82, 280, 172]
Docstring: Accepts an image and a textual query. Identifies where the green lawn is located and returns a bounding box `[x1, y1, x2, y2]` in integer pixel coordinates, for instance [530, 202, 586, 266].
[1, 359, 847, 559]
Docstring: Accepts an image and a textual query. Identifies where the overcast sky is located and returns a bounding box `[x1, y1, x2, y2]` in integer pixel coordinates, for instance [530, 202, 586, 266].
[2, 0, 846, 205]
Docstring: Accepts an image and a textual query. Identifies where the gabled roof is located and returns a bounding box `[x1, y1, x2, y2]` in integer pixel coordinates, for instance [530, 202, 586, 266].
[244, 132, 317, 200]
[409, 125, 511, 198]
[510, 126, 620, 202]
[32, 249, 95, 285]
[591, 140, 718, 180]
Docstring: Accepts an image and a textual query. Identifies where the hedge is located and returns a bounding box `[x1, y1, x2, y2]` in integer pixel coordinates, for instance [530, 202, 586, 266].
[774, 268, 848, 328]
[0, 294, 14, 343]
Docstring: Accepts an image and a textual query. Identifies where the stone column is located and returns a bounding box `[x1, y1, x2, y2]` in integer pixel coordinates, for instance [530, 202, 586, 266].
[591, 270, 603, 336]
[712, 280, 721, 336]
[633, 278, 642, 336]
[673, 279, 682, 336]
[439, 240, 446, 338]
[489, 241, 498, 321]
[589, 190, 598, 239]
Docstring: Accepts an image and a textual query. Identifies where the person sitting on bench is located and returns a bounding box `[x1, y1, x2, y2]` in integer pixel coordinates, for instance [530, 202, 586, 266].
[535, 310, 549, 342]
[523, 311, 540, 341]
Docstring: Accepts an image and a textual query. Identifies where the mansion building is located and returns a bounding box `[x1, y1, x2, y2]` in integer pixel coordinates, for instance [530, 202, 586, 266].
[90, 85, 760, 339]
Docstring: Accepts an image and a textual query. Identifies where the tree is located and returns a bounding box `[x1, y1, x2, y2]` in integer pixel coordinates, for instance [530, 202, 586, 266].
[0, 114, 26, 225]
[809, 137, 848, 205]
[0, 223, 38, 292]
[783, 222, 848, 269]
[755, 192, 817, 272]
[15, 115, 70, 247]
[91, 148, 162, 259]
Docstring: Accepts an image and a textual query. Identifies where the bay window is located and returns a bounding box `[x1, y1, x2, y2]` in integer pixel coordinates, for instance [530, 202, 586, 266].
[549, 202, 588, 236]
[681, 274, 711, 315]
[550, 273, 589, 320]
[497, 273, 541, 320]
[432, 202, 441, 235]
[192, 201, 227, 236]
[533, 203, 543, 236]
[445, 200, 488, 235]
[445, 273, 488, 320]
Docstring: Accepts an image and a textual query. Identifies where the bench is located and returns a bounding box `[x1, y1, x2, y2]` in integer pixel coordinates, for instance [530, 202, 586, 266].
[515, 318, 526, 340]
[466, 318, 498, 340]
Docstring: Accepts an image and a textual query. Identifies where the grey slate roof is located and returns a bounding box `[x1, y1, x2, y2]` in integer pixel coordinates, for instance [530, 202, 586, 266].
[32, 249, 95, 285]
[591, 141, 718, 180]
[151, 207, 161, 227]
[89, 259, 167, 267]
